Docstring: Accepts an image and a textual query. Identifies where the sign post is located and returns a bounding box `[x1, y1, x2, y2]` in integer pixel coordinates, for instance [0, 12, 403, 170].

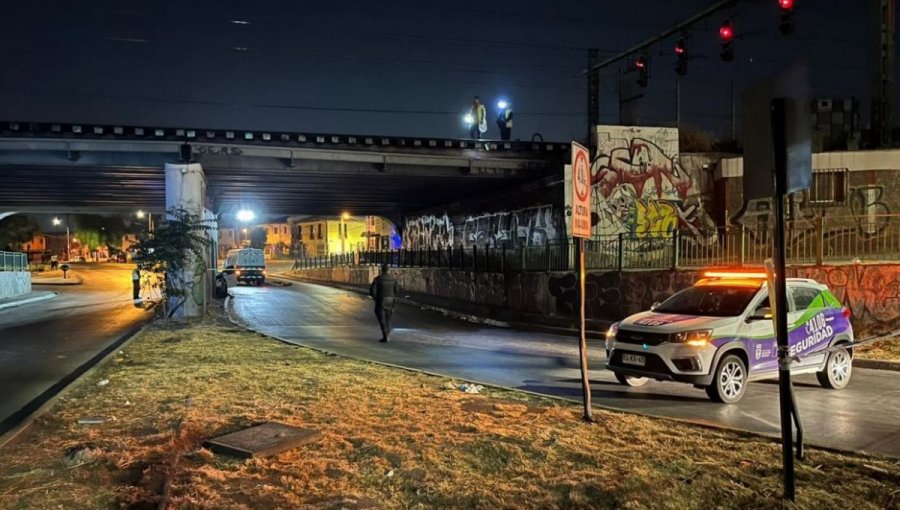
[743, 63, 811, 502]
[571, 141, 593, 422]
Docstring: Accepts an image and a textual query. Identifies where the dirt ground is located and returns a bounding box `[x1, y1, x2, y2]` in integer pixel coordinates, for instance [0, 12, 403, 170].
[0, 314, 897, 510]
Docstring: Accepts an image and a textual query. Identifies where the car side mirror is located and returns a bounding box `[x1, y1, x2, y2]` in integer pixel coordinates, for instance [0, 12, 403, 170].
[650, 301, 660, 311]
[748, 307, 773, 322]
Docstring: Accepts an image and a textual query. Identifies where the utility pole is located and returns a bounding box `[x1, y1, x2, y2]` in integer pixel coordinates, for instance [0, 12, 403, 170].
[587, 49, 601, 154]
[871, 0, 896, 147]
[676, 74, 682, 128]
[731, 81, 737, 141]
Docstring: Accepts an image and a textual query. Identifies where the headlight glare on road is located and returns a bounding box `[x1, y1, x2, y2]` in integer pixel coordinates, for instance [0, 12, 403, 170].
[674, 329, 712, 347]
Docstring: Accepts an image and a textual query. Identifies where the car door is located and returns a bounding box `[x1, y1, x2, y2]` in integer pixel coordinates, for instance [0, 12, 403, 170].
[743, 293, 778, 376]
[788, 285, 832, 368]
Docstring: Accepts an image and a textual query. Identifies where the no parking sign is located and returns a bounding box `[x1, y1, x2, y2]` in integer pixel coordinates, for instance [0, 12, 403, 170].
[571, 142, 591, 239]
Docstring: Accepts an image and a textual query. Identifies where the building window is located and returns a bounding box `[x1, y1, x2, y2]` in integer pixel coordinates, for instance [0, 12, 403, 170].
[317, 224, 322, 240]
[807, 168, 848, 206]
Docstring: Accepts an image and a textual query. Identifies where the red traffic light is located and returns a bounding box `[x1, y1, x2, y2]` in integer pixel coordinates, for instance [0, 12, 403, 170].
[719, 19, 734, 41]
[779, 0, 794, 10]
[675, 39, 686, 55]
[635, 56, 647, 69]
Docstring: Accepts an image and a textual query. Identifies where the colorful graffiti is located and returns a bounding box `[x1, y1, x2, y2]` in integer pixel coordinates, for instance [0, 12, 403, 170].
[404, 205, 563, 250]
[589, 126, 715, 239]
[403, 214, 454, 251]
[547, 264, 898, 337]
[789, 264, 900, 336]
[462, 205, 561, 248]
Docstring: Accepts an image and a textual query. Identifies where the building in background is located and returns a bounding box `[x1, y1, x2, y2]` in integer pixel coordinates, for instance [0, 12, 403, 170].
[258, 222, 292, 259]
[365, 216, 400, 250]
[290, 216, 395, 257]
[812, 98, 861, 152]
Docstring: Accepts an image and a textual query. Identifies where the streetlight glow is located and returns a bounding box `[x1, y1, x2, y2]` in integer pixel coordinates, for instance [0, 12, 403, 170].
[237, 209, 256, 222]
[341, 212, 351, 220]
[136, 210, 146, 219]
[53, 217, 61, 226]
[497, 99, 509, 110]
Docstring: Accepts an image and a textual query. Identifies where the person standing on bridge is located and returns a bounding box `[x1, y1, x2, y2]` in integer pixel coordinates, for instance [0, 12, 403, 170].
[469, 96, 487, 140]
[496, 99, 513, 141]
[369, 263, 398, 343]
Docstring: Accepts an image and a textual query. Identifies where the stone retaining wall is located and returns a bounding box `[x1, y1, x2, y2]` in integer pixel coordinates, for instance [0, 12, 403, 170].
[0, 271, 31, 300]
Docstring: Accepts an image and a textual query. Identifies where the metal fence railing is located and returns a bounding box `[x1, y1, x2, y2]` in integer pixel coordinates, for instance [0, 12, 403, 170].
[291, 214, 900, 273]
[0, 251, 28, 272]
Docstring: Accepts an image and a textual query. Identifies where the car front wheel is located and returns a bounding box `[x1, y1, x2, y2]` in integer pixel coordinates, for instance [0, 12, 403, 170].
[615, 373, 649, 387]
[705, 354, 747, 404]
[816, 346, 852, 389]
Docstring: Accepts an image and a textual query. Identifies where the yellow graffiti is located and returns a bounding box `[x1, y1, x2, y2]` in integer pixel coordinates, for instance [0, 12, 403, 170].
[635, 200, 678, 237]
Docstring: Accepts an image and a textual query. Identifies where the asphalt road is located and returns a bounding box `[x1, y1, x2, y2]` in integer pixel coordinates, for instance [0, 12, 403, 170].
[0, 264, 152, 433]
[230, 279, 900, 458]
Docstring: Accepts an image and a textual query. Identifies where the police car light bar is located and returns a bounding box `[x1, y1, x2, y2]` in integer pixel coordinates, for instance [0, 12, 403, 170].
[703, 271, 768, 279]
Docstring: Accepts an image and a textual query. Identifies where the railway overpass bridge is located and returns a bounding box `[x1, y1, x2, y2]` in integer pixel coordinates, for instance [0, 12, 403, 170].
[0, 121, 568, 220]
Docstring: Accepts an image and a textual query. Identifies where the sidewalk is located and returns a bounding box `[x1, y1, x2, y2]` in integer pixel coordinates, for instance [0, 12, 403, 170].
[0, 291, 57, 312]
[31, 270, 82, 285]
[273, 272, 612, 339]
[0, 315, 895, 509]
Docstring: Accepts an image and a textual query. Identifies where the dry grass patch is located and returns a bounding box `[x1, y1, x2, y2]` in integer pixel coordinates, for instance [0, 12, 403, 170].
[0, 315, 898, 510]
[856, 335, 900, 362]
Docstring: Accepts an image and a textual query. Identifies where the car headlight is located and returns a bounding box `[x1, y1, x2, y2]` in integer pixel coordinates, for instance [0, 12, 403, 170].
[605, 322, 620, 350]
[674, 329, 713, 347]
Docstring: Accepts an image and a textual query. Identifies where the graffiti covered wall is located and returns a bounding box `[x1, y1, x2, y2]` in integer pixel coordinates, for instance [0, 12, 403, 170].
[588, 126, 715, 238]
[403, 205, 564, 250]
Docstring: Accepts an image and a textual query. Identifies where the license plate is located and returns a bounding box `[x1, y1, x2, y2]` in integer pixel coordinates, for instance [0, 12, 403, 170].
[622, 354, 646, 367]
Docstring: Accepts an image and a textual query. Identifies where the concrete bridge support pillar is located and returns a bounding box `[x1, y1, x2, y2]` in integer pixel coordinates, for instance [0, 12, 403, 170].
[165, 162, 214, 318]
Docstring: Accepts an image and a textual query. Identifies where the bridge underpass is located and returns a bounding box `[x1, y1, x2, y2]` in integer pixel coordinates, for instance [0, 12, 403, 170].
[0, 121, 567, 218]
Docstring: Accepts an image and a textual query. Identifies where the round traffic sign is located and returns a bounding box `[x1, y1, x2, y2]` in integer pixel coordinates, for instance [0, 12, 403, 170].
[573, 150, 590, 202]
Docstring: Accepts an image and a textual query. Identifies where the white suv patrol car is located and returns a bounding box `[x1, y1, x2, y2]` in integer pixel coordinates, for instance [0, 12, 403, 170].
[605, 271, 854, 403]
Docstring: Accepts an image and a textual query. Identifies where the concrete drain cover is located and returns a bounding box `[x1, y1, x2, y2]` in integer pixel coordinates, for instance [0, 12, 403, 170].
[203, 422, 322, 458]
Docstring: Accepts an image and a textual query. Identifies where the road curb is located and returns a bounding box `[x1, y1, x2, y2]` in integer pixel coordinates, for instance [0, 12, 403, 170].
[31, 278, 83, 286]
[224, 294, 899, 462]
[855, 359, 900, 372]
[0, 319, 155, 449]
[0, 291, 58, 312]
[273, 273, 609, 339]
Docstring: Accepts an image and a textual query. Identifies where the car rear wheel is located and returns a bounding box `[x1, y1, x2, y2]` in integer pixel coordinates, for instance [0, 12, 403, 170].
[816, 346, 852, 389]
[705, 354, 747, 404]
[615, 373, 649, 387]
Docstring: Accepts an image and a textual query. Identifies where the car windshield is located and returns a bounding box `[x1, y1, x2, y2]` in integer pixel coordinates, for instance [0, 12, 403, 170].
[654, 285, 760, 317]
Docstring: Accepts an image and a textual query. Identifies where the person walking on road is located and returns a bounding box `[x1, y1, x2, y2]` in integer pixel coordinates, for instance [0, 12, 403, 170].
[369, 263, 398, 343]
[469, 96, 487, 140]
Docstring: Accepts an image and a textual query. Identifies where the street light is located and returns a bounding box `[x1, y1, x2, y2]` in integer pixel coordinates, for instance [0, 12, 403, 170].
[340, 212, 351, 255]
[237, 209, 255, 223]
[136, 210, 153, 232]
[53, 216, 70, 261]
[236, 209, 256, 247]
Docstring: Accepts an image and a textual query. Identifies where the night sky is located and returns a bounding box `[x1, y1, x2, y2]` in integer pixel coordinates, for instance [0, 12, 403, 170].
[0, 0, 890, 142]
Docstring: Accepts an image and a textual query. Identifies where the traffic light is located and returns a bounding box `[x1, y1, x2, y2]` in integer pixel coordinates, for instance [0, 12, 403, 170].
[674, 37, 688, 76]
[635, 54, 649, 87]
[778, 0, 795, 34]
[719, 18, 735, 62]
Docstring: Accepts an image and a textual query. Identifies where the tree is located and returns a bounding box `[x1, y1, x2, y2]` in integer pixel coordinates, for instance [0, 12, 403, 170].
[0, 216, 40, 251]
[249, 227, 267, 249]
[132, 208, 213, 319]
[74, 215, 127, 251]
